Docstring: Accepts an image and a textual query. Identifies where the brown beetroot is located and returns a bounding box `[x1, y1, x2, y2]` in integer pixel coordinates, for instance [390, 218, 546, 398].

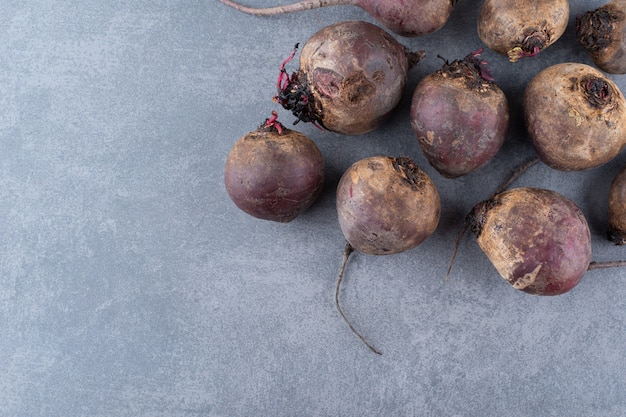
[577, 0, 626, 74]
[334, 155, 440, 354]
[336, 156, 441, 255]
[410, 51, 509, 178]
[224, 113, 324, 222]
[523, 63, 626, 171]
[467, 187, 592, 296]
[218, 0, 457, 38]
[273, 21, 424, 135]
[608, 164, 626, 244]
[477, 0, 569, 62]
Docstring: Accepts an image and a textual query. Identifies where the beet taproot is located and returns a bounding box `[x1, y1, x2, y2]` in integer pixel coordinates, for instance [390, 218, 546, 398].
[523, 62, 626, 171]
[224, 113, 324, 222]
[410, 50, 509, 178]
[273, 21, 424, 135]
[218, 0, 458, 38]
[477, 0, 569, 62]
[577, 0, 626, 74]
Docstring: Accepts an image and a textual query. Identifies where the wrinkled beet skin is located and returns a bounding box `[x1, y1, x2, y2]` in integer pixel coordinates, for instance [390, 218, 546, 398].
[577, 0, 626, 74]
[469, 187, 592, 296]
[336, 156, 440, 255]
[360, 0, 454, 37]
[478, 0, 569, 59]
[524, 63, 626, 171]
[224, 128, 324, 222]
[410, 67, 509, 178]
[298, 21, 411, 135]
[608, 164, 626, 244]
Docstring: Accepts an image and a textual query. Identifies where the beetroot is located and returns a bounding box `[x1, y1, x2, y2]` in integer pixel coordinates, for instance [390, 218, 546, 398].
[336, 156, 441, 254]
[273, 21, 424, 135]
[335, 156, 440, 353]
[410, 50, 509, 178]
[218, 0, 458, 37]
[466, 187, 626, 296]
[224, 113, 324, 222]
[467, 187, 592, 296]
[577, 0, 626, 74]
[608, 164, 626, 244]
[477, 0, 569, 62]
[524, 62, 626, 171]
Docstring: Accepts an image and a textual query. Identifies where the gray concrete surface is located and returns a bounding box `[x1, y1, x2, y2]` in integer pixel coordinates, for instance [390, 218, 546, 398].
[1, 1, 625, 416]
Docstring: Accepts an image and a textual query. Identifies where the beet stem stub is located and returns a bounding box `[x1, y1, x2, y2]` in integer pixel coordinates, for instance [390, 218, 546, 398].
[582, 76, 613, 108]
[507, 29, 546, 62]
[440, 50, 496, 90]
[259, 110, 285, 134]
[273, 46, 324, 129]
[335, 242, 382, 356]
[577, 8, 622, 52]
[466, 198, 502, 239]
[391, 157, 425, 190]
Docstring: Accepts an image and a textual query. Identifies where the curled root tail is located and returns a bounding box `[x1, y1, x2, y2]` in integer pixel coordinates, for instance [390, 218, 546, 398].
[335, 242, 382, 355]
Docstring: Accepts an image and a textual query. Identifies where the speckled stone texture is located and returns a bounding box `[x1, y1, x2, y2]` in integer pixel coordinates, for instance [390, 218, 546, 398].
[1, 1, 625, 416]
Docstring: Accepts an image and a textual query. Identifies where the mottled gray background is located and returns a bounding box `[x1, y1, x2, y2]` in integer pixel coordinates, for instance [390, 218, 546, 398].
[1, 1, 625, 416]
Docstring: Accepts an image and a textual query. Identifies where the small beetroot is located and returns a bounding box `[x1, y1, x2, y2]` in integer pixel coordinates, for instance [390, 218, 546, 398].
[224, 112, 324, 222]
[410, 50, 509, 179]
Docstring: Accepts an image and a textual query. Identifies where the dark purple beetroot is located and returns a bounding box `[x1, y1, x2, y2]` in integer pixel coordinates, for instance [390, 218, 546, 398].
[273, 21, 424, 135]
[410, 51, 509, 179]
[467, 187, 592, 296]
[577, 0, 626, 74]
[608, 164, 626, 244]
[218, 0, 457, 38]
[224, 113, 324, 222]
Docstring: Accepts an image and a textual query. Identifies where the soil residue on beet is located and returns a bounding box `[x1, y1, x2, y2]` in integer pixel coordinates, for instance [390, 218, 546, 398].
[341, 71, 376, 105]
